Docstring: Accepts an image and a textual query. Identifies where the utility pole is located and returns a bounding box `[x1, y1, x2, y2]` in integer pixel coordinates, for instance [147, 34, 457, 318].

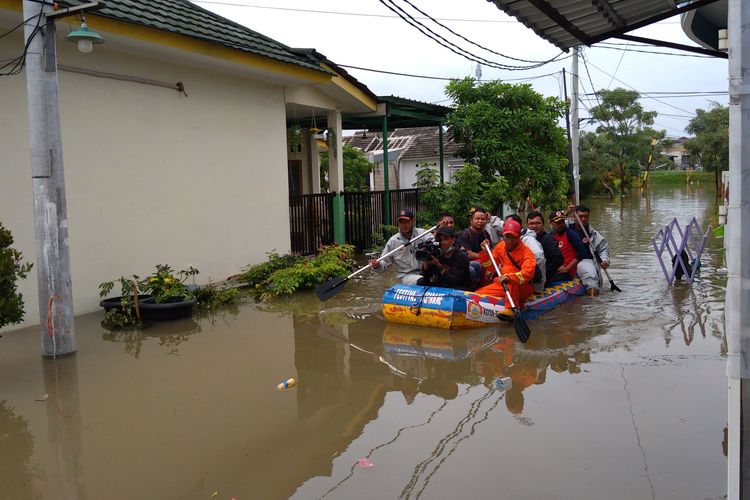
[571, 46, 581, 205]
[562, 68, 574, 197]
[22, 0, 75, 357]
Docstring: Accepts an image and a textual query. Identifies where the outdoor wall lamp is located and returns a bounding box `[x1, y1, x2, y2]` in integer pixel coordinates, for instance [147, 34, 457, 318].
[66, 18, 103, 53]
[44, 1, 104, 69]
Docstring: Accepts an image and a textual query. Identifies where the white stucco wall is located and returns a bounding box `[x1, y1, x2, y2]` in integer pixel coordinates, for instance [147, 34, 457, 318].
[1, 37, 290, 330]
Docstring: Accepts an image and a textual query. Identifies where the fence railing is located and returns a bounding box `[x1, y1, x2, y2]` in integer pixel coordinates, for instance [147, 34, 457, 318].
[289, 193, 335, 255]
[289, 189, 421, 253]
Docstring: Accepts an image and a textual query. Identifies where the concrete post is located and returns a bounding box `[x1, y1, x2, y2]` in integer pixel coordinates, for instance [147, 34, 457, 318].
[571, 47, 580, 205]
[22, 0, 75, 356]
[327, 109, 345, 243]
[726, 0, 750, 497]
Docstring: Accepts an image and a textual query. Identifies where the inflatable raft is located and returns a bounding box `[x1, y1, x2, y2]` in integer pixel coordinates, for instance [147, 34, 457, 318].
[382, 279, 585, 330]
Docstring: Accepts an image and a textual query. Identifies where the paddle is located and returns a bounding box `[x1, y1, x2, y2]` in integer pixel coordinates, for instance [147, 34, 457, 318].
[316, 225, 438, 301]
[483, 243, 531, 343]
[572, 211, 622, 292]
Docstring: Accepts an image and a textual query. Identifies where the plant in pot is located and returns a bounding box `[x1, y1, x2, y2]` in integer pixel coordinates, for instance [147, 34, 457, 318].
[98, 276, 146, 329]
[138, 265, 199, 321]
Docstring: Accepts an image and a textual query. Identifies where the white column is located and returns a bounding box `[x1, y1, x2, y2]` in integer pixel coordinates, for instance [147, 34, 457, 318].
[726, 0, 750, 497]
[327, 109, 344, 193]
[309, 129, 321, 194]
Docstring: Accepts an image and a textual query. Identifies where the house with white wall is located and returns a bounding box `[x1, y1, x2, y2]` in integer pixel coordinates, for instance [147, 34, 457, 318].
[0, 0, 377, 331]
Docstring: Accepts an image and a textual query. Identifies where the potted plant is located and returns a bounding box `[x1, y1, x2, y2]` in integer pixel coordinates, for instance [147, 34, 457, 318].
[98, 276, 149, 329]
[137, 265, 199, 321]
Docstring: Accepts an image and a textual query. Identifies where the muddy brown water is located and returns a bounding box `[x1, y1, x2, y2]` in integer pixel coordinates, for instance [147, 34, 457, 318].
[1, 184, 727, 500]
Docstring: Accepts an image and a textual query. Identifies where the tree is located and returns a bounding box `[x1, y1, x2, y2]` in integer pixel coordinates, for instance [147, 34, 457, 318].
[0, 223, 33, 329]
[579, 131, 617, 199]
[588, 88, 658, 197]
[445, 78, 569, 208]
[320, 144, 374, 192]
[684, 103, 729, 197]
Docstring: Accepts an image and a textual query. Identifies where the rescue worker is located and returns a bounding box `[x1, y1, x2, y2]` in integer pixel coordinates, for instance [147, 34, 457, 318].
[370, 208, 432, 285]
[526, 211, 564, 287]
[567, 204, 610, 295]
[547, 210, 589, 284]
[506, 213, 546, 294]
[475, 220, 536, 319]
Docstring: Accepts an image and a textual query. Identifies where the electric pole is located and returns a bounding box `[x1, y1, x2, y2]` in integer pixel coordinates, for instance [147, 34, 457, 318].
[571, 47, 581, 205]
[23, 0, 76, 356]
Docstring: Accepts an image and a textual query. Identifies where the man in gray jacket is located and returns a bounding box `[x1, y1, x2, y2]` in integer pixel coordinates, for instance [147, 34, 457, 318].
[370, 209, 433, 284]
[568, 204, 610, 295]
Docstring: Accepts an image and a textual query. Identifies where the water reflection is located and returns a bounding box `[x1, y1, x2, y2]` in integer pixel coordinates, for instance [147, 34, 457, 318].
[41, 356, 85, 500]
[0, 400, 39, 499]
[101, 319, 201, 357]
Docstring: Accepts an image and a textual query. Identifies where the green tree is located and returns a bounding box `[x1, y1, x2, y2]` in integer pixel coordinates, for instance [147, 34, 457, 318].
[588, 88, 658, 197]
[445, 78, 569, 208]
[0, 223, 33, 329]
[579, 131, 617, 199]
[415, 163, 509, 229]
[320, 144, 374, 192]
[683, 103, 729, 197]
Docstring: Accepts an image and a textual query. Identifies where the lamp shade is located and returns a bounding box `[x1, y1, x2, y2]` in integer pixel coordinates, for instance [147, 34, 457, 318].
[66, 22, 103, 53]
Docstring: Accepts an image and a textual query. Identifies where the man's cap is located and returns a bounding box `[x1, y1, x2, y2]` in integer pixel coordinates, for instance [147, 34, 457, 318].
[549, 210, 566, 223]
[436, 226, 455, 238]
[468, 206, 485, 217]
[397, 209, 414, 220]
[503, 220, 521, 237]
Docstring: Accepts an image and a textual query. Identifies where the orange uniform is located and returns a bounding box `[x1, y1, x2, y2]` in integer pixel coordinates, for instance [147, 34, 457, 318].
[475, 239, 536, 310]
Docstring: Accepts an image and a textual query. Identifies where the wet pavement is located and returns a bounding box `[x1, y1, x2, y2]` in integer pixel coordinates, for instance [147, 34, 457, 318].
[0, 183, 728, 499]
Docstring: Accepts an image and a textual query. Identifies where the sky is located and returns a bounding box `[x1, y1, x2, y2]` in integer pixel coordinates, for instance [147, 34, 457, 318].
[192, 0, 729, 138]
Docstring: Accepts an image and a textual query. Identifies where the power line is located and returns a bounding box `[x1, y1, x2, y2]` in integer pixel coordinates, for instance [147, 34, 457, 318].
[592, 44, 716, 58]
[0, 13, 44, 76]
[191, 0, 518, 23]
[377, 0, 568, 71]
[338, 63, 562, 82]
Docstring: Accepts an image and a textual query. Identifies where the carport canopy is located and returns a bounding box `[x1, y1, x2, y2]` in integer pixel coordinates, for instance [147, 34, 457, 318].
[487, 0, 726, 58]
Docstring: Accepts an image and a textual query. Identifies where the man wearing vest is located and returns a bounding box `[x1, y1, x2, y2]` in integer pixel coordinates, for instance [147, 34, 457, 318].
[547, 210, 589, 285]
[475, 220, 536, 319]
[568, 204, 610, 295]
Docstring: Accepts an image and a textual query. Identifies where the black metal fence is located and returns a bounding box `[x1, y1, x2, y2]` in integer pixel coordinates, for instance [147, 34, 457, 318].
[289, 189, 421, 253]
[289, 193, 335, 255]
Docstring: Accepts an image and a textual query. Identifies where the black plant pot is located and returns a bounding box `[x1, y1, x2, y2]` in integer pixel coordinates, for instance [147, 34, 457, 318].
[138, 296, 197, 321]
[100, 295, 153, 312]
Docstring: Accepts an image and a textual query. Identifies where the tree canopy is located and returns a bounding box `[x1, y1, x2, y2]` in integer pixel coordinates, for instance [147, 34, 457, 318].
[320, 144, 374, 192]
[445, 78, 569, 208]
[684, 103, 729, 195]
[586, 88, 661, 197]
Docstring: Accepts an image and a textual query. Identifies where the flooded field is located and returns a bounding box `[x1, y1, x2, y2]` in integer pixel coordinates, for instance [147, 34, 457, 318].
[0, 184, 728, 500]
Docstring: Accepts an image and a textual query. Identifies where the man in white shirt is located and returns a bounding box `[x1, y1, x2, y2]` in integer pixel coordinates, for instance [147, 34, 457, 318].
[369, 209, 432, 285]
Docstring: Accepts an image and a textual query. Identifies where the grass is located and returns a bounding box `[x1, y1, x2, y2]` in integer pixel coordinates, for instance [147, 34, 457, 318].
[645, 170, 714, 185]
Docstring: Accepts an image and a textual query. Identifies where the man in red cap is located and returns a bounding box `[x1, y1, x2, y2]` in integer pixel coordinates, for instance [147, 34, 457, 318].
[475, 219, 537, 318]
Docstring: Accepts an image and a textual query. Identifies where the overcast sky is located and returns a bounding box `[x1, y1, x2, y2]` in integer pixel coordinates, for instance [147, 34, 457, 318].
[193, 0, 728, 137]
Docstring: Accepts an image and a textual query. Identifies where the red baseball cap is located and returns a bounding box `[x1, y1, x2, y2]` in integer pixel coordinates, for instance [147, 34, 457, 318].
[503, 220, 521, 237]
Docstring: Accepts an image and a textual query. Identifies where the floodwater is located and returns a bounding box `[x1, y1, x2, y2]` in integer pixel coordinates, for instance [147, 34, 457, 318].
[1, 183, 727, 500]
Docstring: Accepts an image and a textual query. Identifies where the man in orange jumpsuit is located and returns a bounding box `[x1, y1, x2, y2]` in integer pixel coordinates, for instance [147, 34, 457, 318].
[475, 219, 536, 319]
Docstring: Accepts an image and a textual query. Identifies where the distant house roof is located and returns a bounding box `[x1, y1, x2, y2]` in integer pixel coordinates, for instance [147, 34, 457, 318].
[61, 0, 330, 74]
[344, 127, 462, 161]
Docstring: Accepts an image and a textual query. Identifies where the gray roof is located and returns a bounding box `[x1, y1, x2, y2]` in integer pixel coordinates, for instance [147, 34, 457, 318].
[62, 0, 329, 74]
[486, 0, 684, 50]
[344, 127, 462, 161]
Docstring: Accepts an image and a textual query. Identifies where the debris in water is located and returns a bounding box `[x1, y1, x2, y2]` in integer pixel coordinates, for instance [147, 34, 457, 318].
[357, 458, 374, 468]
[277, 378, 296, 391]
[35, 394, 49, 402]
[211, 492, 218, 497]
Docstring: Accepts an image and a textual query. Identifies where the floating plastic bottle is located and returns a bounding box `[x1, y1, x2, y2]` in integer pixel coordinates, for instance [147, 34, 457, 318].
[277, 378, 296, 391]
[494, 376, 512, 392]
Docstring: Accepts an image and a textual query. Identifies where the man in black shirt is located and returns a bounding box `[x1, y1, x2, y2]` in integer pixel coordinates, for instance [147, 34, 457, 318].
[526, 210, 565, 287]
[417, 226, 472, 290]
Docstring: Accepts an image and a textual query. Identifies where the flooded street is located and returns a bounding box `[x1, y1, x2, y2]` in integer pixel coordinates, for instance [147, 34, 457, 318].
[0, 184, 727, 500]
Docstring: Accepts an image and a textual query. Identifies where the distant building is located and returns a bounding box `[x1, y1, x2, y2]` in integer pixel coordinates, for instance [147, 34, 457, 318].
[344, 127, 464, 189]
[661, 137, 695, 170]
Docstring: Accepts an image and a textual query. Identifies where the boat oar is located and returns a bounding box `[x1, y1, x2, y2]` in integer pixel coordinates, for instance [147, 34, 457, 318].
[315, 225, 438, 302]
[572, 211, 622, 292]
[483, 243, 531, 343]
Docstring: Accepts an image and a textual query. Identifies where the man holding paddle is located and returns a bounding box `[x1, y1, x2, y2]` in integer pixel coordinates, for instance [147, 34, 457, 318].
[475, 220, 536, 320]
[567, 204, 612, 295]
[370, 209, 433, 285]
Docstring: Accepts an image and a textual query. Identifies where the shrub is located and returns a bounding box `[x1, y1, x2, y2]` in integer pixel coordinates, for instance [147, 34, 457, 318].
[0, 223, 33, 329]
